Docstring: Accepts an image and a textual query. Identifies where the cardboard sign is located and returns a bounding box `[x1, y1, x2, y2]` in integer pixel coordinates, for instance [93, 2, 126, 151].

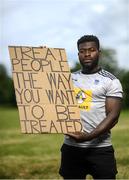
[8, 46, 82, 133]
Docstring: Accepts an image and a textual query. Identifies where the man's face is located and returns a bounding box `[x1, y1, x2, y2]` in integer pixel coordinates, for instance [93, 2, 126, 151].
[78, 41, 100, 71]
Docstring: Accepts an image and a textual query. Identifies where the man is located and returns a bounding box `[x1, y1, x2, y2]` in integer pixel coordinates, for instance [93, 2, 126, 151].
[59, 35, 123, 179]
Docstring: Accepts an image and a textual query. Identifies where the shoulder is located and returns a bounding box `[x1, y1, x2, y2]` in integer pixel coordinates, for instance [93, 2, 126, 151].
[71, 70, 81, 81]
[98, 69, 116, 80]
[98, 69, 123, 97]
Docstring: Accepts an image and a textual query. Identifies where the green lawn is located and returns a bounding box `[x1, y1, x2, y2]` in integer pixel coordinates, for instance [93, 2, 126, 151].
[0, 107, 129, 179]
[112, 110, 129, 179]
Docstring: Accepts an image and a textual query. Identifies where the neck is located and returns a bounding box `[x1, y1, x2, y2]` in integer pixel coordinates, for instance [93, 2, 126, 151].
[81, 66, 101, 74]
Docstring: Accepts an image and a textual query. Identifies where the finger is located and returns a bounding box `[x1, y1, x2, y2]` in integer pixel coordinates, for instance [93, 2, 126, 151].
[40, 46, 47, 48]
[64, 133, 74, 136]
[68, 134, 78, 138]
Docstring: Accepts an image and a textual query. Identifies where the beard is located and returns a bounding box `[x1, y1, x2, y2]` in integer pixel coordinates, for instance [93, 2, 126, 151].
[80, 57, 99, 73]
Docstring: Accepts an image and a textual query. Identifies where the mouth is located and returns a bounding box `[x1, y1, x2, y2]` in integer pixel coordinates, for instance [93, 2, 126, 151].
[83, 60, 92, 63]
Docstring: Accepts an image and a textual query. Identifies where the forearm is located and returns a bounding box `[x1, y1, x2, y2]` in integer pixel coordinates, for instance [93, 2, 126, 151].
[88, 112, 120, 140]
[88, 98, 122, 140]
[66, 98, 122, 142]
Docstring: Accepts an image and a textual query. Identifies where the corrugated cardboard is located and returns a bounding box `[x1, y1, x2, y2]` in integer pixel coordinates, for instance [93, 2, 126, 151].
[8, 46, 82, 133]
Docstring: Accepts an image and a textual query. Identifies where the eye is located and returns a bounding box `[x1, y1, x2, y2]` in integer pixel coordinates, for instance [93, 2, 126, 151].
[79, 50, 84, 53]
[90, 48, 95, 51]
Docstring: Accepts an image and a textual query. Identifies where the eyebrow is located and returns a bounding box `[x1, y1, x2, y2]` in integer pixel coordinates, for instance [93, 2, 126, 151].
[79, 47, 97, 50]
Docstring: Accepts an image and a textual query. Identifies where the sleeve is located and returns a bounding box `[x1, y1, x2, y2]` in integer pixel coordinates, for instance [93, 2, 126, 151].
[106, 79, 123, 98]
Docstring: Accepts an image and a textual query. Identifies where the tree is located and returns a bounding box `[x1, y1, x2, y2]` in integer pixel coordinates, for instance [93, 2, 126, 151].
[99, 48, 120, 77]
[0, 64, 16, 106]
[120, 71, 129, 109]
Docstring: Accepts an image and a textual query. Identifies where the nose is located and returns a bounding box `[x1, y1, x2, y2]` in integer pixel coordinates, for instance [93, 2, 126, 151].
[84, 50, 90, 56]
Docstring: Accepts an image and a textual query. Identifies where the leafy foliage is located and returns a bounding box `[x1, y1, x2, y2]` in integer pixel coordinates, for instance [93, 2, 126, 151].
[0, 64, 16, 106]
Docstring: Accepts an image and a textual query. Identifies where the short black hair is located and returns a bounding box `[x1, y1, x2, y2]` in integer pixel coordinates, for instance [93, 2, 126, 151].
[77, 35, 100, 50]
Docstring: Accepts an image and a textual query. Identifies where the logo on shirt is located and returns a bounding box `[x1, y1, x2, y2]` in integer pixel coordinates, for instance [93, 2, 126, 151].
[94, 79, 99, 85]
[74, 88, 92, 111]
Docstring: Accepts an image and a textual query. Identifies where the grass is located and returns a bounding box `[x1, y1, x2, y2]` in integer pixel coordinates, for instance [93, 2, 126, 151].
[0, 107, 63, 179]
[112, 110, 129, 179]
[0, 107, 129, 179]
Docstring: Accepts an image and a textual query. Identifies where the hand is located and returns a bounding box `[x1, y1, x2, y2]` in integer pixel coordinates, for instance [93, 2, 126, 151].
[40, 46, 47, 48]
[65, 131, 91, 142]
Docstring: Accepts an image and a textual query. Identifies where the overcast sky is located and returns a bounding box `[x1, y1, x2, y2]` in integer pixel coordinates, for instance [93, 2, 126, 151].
[0, 0, 129, 75]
